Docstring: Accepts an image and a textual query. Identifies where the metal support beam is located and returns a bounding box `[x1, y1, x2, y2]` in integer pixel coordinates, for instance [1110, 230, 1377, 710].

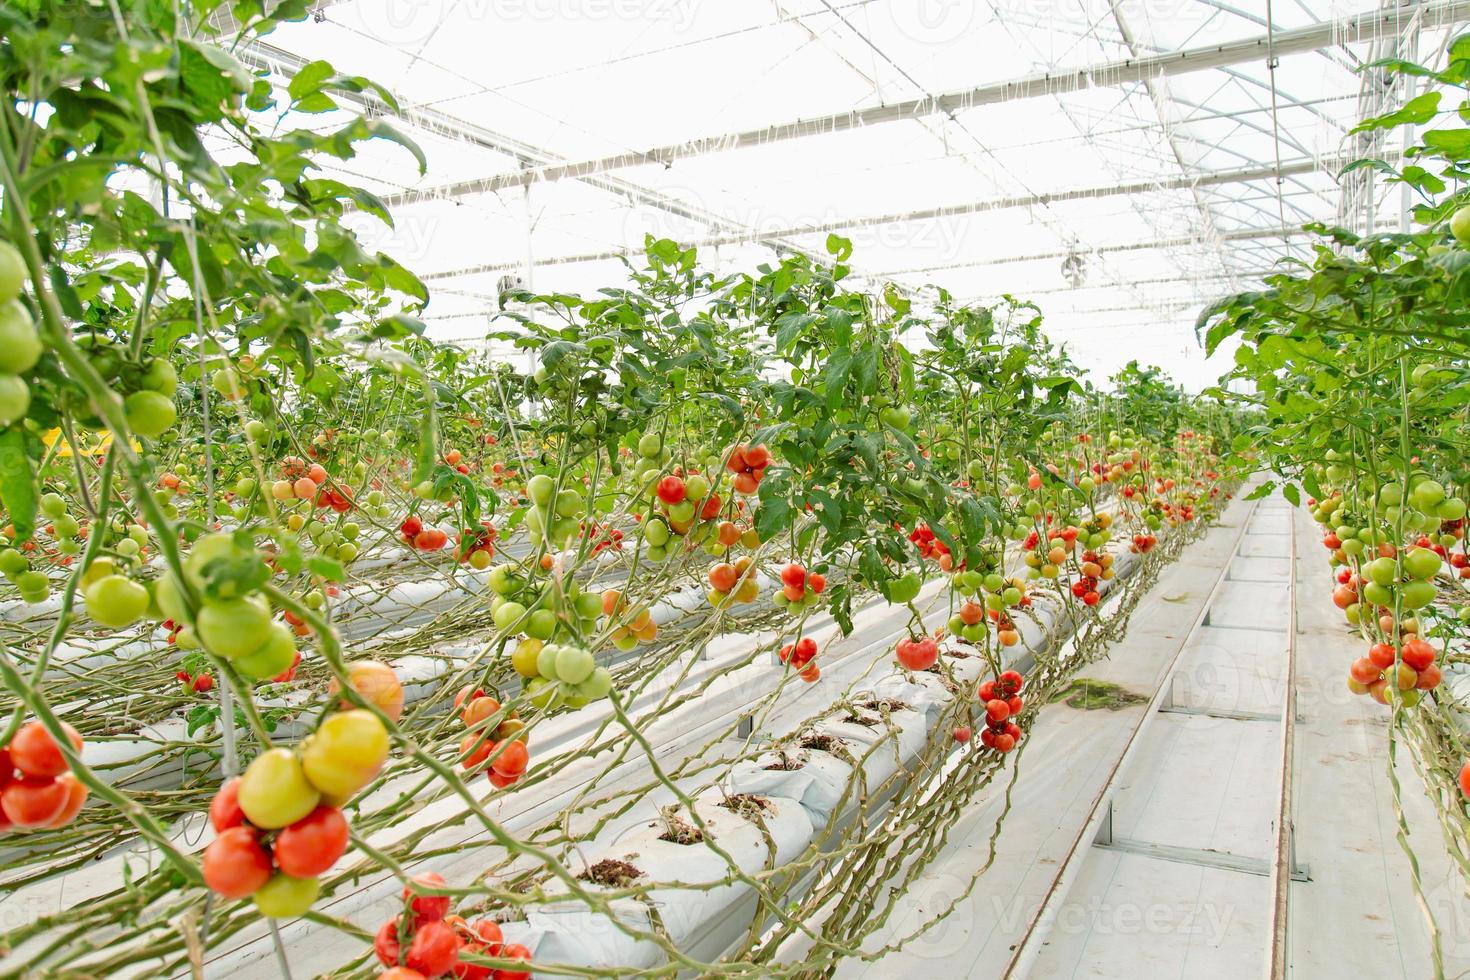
[872, 225, 1310, 280]
[383, 0, 1470, 202]
[419, 158, 1335, 281]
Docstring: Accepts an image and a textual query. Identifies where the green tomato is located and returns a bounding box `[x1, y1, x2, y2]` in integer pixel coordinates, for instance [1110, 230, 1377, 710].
[0, 300, 41, 374]
[0, 241, 26, 302]
[234, 622, 297, 681]
[637, 433, 662, 459]
[487, 564, 520, 596]
[1401, 580, 1437, 610]
[667, 501, 695, 524]
[0, 373, 30, 426]
[83, 574, 149, 628]
[526, 676, 562, 710]
[889, 572, 921, 604]
[528, 474, 555, 507]
[526, 608, 557, 641]
[244, 419, 269, 442]
[554, 645, 595, 684]
[196, 596, 273, 660]
[1402, 547, 1441, 581]
[685, 474, 710, 501]
[1437, 498, 1467, 521]
[646, 544, 667, 562]
[1366, 556, 1397, 587]
[211, 368, 245, 400]
[253, 874, 320, 919]
[573, 593, 602, 619]
[1451, 204, 1470, 245]
[1411, 479, 1446, 511]
[575, 666, 613, 700]
[492, 601, 527, 631]
[39, 493, 66, 520]
[554, 490, 584, 519]
[141, 358, 178, 396]
[644, 518, 671, 547]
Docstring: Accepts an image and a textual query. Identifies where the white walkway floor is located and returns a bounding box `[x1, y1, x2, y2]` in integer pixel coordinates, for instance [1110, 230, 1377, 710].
[832, 489, 1470, 979]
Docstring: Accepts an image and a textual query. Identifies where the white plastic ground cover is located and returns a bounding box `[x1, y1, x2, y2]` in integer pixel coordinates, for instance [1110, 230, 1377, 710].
[481, 529, 1158, 976]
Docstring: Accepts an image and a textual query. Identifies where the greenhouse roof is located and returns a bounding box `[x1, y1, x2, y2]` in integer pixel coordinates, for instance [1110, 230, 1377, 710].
[251, 0, 1467, 388]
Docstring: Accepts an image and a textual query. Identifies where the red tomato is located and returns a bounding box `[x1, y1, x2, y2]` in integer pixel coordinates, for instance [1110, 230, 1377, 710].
[375, 917, 406, 967]
[986, 699, 1010, 723]
[406, 919, 460, 976]
[404, 872, 450, 922]
[9, 720, 83, 778]
[381, 970, 427, 980]
[655, 476, 686, 505]
[1, 776, 68, 826]
[460, 734, 494, 771]
[275, 805, 350, 878]
[780, 563, 806, 589]
[1402, 637, 1436, 672]
[203, 827, 273, 898]
[471, 918, 503, 952]
[43, 774, 88, 827]
[210, 777, 246, 832]
[1368, 643, 1397, 671]
[492, 942, 532, 980]
[1460, 761, 1470, 801]
[490, 741, 529, 779]
[1349, 658, 1382, 686]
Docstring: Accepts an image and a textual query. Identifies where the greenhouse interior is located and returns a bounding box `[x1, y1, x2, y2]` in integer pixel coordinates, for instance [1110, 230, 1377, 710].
[1, 0, 1470, 977]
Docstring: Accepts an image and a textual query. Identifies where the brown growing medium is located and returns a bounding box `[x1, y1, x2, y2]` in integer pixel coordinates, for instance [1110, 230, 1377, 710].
[799, 733, 842, 753]
[763, 749, 807, 770]
[579, 858, 645, 888]
[719, 794, 775, 821]
[657, 808, 706, 845]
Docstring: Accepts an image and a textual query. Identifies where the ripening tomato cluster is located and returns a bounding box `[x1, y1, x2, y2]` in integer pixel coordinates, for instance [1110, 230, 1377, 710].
[204, 703, 391, 917]
[707, 555, 761, 608]
[374, 873, 532, 979]
[1130, 532, 1158, 553]
[774, 562, 826, 613]
[725, 443, 771, 495]
[584, 519, 624, 558]
[895, 635, 939, 671]
[601, 589, 658, 650]
[0, 720, 88, 831]
[176, 668, 214, 692]
[202, 776, 350, 917]
[401, 515, 450, 551]
[778, 635, 820, 682]
[455, 687, 531, 788]
[908, 523, 952, 568]
[269, 457, 346, 508]
[456, 521, 497, 568]
[978, 671, 1026, 752]
[1347, 632, 1442, 706]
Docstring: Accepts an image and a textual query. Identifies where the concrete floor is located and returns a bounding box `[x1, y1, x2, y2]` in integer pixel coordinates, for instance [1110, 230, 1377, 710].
[840, 491, 1470, 979]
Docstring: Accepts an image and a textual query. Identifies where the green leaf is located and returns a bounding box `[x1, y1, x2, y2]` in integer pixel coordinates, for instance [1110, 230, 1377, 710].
[825, 233, 853, 262]
[1281, 483, 1300, 507]
[1353, 91, 1441, 133]
[0, 430, 36, 543]
[308, 556, 346, 582]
